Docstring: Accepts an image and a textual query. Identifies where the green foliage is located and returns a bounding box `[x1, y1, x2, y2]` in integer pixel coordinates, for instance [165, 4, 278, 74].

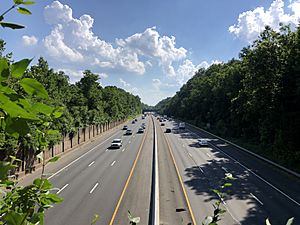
[156, 24, 300, 172]
[0, 0, 35, 30]
[1, 178, 63, 225]
[202, 173, 236, 225]
[127, 210, 140, 225]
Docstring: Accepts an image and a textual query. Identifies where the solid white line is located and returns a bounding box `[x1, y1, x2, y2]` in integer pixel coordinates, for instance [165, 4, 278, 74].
[88, 161, 95, 167]
[111, 161, 116, 166]
[48, 135, 113, 180]
[89, 183, 99, 194]
[188, 152, 192, 157]
[187, 128, 300, 207]
[57, 184, 69, 194]
[250, 193, 264, 205]
[221, 166, 228, 173]
[122, 148, 125, 152]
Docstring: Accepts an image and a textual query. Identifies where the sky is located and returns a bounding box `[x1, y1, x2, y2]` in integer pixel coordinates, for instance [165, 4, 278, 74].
[1, 0, 300, 105]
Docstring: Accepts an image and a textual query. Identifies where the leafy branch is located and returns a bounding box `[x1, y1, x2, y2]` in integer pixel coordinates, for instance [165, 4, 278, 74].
[0, 0, 35, 30]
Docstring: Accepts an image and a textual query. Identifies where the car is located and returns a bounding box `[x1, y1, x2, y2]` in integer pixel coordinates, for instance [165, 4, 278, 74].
[122, 125, 128, 130]
[165, 128, 171, 133]
[125, 129, 132, 135]
[137, 128, 144, 133]
[135, 118, 138, 121]
[110, 139, 122, 148]
[132, 120, 135, 124]
[161, 123, 165, 126]
[198, 139, 208, 146]
[179, 122, 185, 129]
[142, 116, 145, 119]
[141, 124, 146, 129]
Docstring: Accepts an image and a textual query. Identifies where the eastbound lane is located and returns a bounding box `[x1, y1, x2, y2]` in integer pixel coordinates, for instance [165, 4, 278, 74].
[43, 117, 149, 225]
[157, 118, 300, 225]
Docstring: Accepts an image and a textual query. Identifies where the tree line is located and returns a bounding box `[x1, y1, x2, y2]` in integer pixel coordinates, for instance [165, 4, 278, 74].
[0, 41, 142, 161]
[155, 25, 300, 172]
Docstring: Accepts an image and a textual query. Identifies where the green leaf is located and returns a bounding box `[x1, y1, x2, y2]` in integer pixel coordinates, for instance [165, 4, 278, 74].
[11, 58, 32, 78]
[17, 7, 32, 15]
[0, 21, 25, 29]
[14, 0, 24, 4]
[5, 117, 30, 137]
[223, 183, 232, 187]
[212, 189, 220, 195]
[202, 216, 213, 225]
[52, 111, 63, 119]
[3, 211, 26, 225]
[0, 161, 15, 180]
[48, 156, 60, 163]
[0, 93, 39, 120]
[47, 129, 60, 136]
[32, 103, 54, 116]
[0, 58, 9, 81]
[41, 179, 52, 190]
[91, 214, 99, 225]
[0, 84, 17, 95]
[22, 1, 36, 5]
[286, 217, 294, 225]
[20, 78, 49, 99]
[33, 178, 42, 186]
[46, 193, 63, 203]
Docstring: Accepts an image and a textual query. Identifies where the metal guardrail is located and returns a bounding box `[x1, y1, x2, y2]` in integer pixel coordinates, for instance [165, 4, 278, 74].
[183, 121, 300, 179]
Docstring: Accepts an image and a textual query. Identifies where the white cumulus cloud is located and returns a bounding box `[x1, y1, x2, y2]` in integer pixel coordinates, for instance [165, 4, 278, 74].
[152, 78, 162, 90]
[229, 0, 300, 43]
[22, 35, 38, 46]
[170, 59, 222, 85]
[119, 78, 131, 87]
[116, 26, 187, 76]
[43, 1, 145, 74]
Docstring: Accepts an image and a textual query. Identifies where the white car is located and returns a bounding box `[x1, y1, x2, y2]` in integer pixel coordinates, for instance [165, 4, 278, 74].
[110, 139, 122, 148]
[198, 139, 208, 146]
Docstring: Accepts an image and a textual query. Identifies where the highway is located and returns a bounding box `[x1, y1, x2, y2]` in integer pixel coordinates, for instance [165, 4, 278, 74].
[17, 115, 300, 225]
[157, 118, 300, 225]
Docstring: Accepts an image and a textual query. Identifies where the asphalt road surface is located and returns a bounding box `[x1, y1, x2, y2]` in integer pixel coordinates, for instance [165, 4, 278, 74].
[18, 115, 300, 225]
[158, 118, 300, 225]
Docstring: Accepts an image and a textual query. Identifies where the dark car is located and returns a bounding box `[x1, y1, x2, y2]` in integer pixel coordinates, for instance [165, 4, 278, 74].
[132, 120, 135, 124]
[165, 128, 171, 133]
[137, 127, 144, 133]
[125, 129, 132, 135]
[161, 123, 165, 126]
[122, 125, 128, 130]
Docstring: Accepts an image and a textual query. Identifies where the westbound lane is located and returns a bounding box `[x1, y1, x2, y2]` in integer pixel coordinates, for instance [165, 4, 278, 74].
[156, 118, 300, 225]
[39, 116, 149, 225]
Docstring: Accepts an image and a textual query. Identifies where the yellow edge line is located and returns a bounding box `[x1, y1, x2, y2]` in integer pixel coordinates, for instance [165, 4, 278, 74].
[162, 126, 197, 225]
[109, 120, 150, 225]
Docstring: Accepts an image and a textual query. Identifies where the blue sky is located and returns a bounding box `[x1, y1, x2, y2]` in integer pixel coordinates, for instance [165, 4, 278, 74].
[1, 0, 300, 105]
